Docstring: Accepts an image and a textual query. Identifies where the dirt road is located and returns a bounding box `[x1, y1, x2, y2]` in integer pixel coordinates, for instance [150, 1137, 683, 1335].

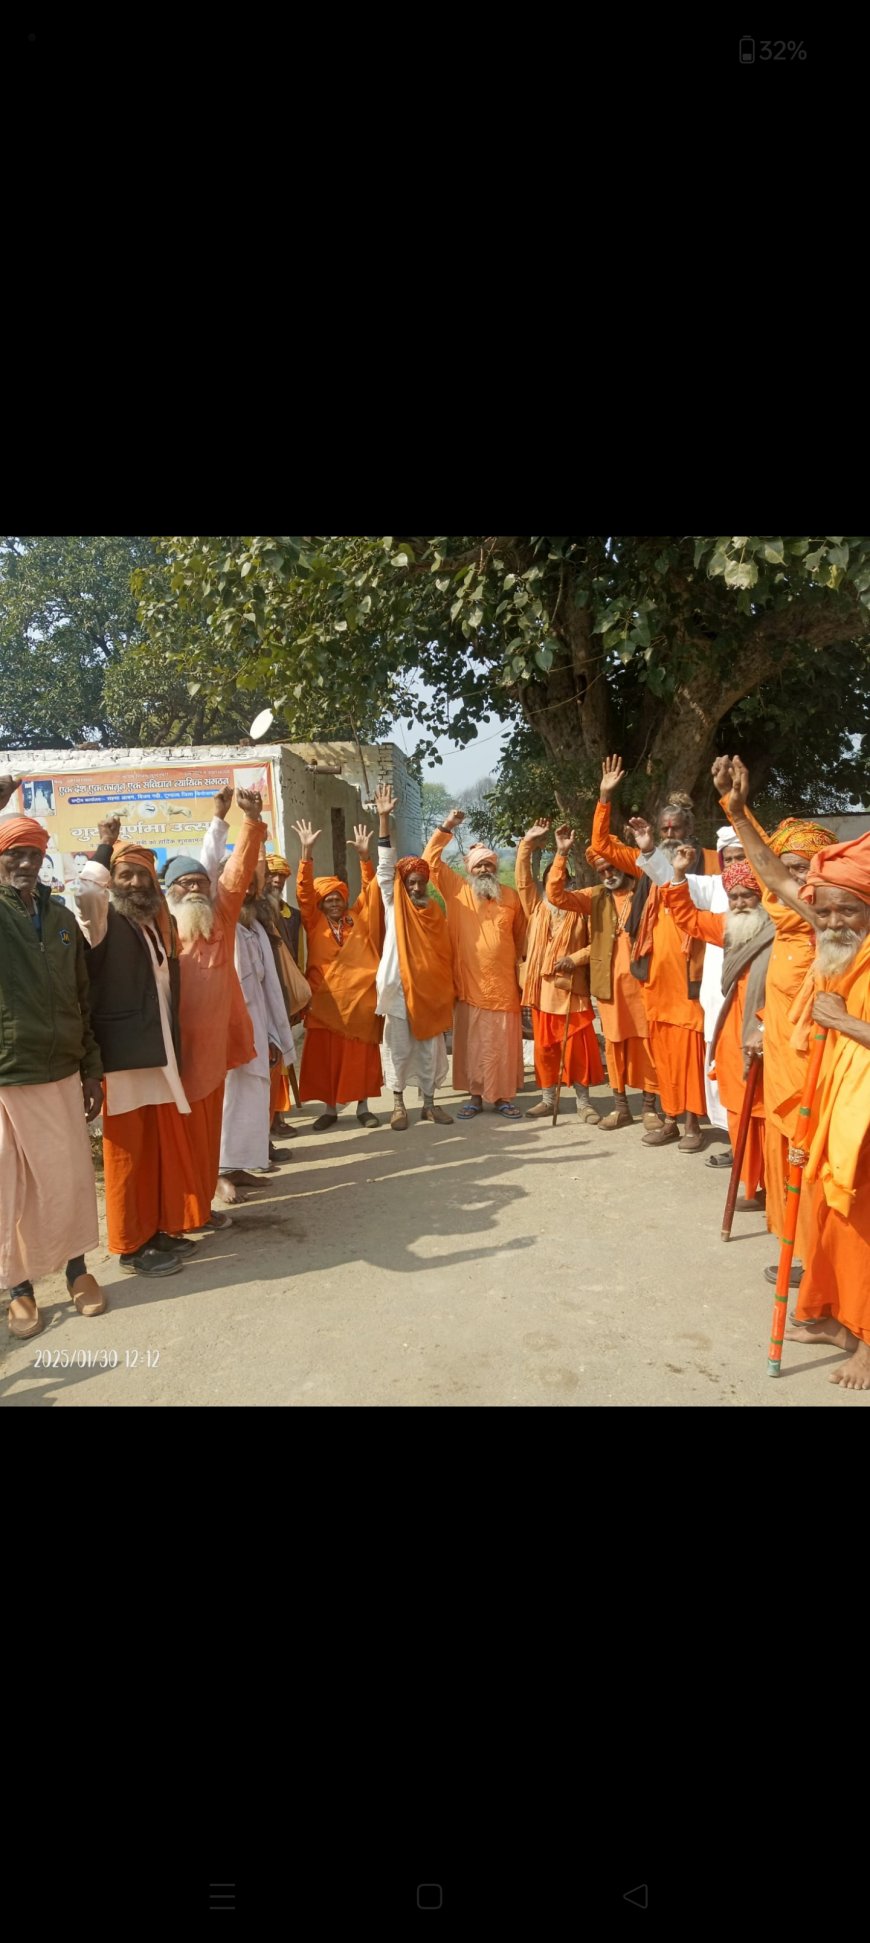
[3, 1078, 865, 1407]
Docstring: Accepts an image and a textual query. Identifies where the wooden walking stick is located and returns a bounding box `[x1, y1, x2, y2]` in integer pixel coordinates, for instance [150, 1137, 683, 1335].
[721, 1055, 762, 1241]
[767, 1024, 828, 1377]
[552, 981, 574, 1127]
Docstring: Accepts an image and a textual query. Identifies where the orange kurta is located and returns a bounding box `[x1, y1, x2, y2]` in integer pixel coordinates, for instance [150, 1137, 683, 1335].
[423, 829, 527, 1013]
[666, 886, 765, 1197]
[297, 857, 383, 1105]
[591, 804, 706, 1116]
[545, 852, 656, 1097]
[177, 814, 263, 1101]
[718, 795, 815, 1257]
[794, 933, 870, 1344]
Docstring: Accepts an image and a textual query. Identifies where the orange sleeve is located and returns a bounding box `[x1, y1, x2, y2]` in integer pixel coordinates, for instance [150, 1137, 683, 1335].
[664, 880, 726, 945]
[297, 858, 320, 932]
[591, 801, 642, 878]
[514, 841, 543, 921]
[544, 854, 593, 914]
[512, 891, 528, 962]
[719, 795, 769, 845]
[214, 816, 266, 925]
[422, 826, 462, 900]
[351, 855, 376, 915]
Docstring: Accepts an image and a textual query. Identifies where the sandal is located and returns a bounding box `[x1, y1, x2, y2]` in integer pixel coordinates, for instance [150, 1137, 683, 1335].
[577, 1106, 601, 1125]
[312, 1113, 339, 1132]
[66, 1273, 106, 1317]
[706, 1150, 735, 1169]
[642, 1123, 679, 1146]
[642, 1111, 664, 1131]
[457, 1102, 484, 1118]
[677, 1133, 704, 1152]
[599, 1110, 634, 1130]
[390, 1108, 409, 1131]
[356, 1112, 380, 1129]
[7, 1296, 44, 1339]
[495, 1102, 524, 1118]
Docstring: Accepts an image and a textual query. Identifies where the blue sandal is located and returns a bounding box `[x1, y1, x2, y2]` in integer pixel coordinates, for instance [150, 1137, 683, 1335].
[458, 1101, 484, 1119]
[495, 1102, 523, 1118]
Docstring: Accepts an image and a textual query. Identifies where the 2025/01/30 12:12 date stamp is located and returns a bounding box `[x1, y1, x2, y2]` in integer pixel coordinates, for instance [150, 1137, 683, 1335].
[33, 1349, 161, 1369]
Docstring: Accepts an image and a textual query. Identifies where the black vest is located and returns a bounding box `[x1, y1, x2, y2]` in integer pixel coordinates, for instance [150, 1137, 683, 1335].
[84, 907, 182, 1074]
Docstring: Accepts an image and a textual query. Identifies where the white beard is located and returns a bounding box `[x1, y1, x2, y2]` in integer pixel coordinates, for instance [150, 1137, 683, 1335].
[470, 873, 500, 902]
[724, 908, 767, 949]
[660, 837, 694, 864]
[172, 894, 215, 942]
[815, 930, 862, 977]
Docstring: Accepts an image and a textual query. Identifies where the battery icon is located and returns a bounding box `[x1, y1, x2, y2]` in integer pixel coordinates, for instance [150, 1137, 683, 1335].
[739, 36, 755, 62]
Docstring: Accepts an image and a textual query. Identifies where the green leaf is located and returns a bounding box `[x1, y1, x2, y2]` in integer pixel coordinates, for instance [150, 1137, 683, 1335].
[723, 560, 758, 590]
[392, 552, 410, 568]
[827, 543, 849, 570]
[805, 547, 826, 572]
[534, 645, 554, 673]
[761, 538, 785, 564]
[503, 573, 517, 589]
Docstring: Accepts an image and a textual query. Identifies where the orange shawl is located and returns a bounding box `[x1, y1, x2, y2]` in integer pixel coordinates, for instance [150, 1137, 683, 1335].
[393, 880, 454, 1039]
[307, 877, 385, 1045]
[803, 933, 870, 1213]
[522, 900, 586, 1009]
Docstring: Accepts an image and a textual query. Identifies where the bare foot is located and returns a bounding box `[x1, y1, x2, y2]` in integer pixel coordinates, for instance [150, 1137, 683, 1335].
[215, 1175, 247, 1205]
[829, 1339, 870, 1389]
[784, 1313, 859, 1351]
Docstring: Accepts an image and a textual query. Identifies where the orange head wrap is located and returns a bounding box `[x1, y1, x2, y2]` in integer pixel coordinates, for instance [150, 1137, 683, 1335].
[397, 856, 429, 886]
[0, 815, 49, 856]
[466, 843, 498, 872]
[266, 855, 290, 875]
[802, 833, 870, 907]
[314, 876, 348, 904]
[111, 840, 160, 883]
[768, 817, 839, 858]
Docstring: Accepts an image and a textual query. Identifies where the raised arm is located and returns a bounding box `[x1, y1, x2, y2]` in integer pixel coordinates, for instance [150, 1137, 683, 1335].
[663, 871, 725, 946]
[214, 789, 266, 925]
[291, 818, 324, 931]
[68, 860, 111, 948]
[374, 783, 398, 906]
[716, 755, 818, 926]
[422, 808, 465, 899]
[515, 821, 551, 920]
[199, 788, 233, 898]
[544, 834, 593, 915]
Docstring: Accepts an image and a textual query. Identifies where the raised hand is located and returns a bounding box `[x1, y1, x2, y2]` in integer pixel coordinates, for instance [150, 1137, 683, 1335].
[554, 824, 575, 855]
[0, 774, 22, 812]
[441, 808, 465, 832]
[97, 816, 121, 846]
[374, 783, 398, 818]
[524, 818, 551, 848]
[671, 844, 697, 878]
[725, 755, 750, 822]
[291, 819, 321, 858]
[236, 787, 263, 821]
[349, 823, 373, 855]
[600, 754, 625, 801]
[212, 785, 234, 820]
[625, 815, 655, 855]
[711, 755, 733, 795]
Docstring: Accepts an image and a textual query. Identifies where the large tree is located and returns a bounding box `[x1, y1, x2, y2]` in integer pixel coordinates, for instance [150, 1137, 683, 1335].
[134, 535, 870, 829]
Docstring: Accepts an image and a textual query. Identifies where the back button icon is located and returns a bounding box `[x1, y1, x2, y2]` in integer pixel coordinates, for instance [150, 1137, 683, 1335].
[623, 1884, 649, 1909]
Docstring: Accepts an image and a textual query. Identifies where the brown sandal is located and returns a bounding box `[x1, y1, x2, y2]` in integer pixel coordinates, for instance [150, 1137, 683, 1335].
[7, 1296, 44, 1339]
[677, 1133, 704, 1153]
[67, 1273, 106, 1317]
[642, 1123, 679, 1146]
[577, 1106, 602, 1125]
[390, 1107, 410, 1131]
[599, 1109, 634, 1130]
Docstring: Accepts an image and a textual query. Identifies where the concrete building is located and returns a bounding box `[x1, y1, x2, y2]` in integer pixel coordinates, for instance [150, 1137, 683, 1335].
[288, 740, 423, 859]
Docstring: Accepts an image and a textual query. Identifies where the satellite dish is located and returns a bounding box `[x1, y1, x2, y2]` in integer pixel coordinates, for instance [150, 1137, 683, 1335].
[249, 708, 274, 740]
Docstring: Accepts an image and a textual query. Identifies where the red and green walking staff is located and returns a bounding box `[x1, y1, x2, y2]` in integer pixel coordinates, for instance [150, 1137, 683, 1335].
[767, 1025, 828, 1376]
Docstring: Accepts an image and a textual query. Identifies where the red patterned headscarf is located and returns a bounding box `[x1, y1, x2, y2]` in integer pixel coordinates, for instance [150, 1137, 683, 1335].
[722, 860, 760, 895]
[768, 818, 838, 858]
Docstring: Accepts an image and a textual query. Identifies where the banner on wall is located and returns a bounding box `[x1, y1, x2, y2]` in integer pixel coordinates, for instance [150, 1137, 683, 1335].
[10, 762, 276, 889]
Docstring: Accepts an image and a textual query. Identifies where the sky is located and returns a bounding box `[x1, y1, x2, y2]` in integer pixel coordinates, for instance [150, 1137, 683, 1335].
[386, 678, 513, 795]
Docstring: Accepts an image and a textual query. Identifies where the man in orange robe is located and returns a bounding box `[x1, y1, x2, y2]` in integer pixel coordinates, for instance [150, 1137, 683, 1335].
[545, 827, 659, 1131]
[423, 810, 527, 1119]
[714, 757, 838, 1288]
[591, 756, 720, 1152]
[749, 818, 870, 1391]
[263, 853, 305, 1133]
[665, 856, 774, 1204]
[293, 816, 383, 1130]
[515, 819, 604, 1121]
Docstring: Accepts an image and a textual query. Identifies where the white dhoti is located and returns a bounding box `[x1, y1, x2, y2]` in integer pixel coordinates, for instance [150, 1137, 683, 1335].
[219, 917, 295, 1173]
[219, 1068, 271, 1172]
[700, 939, 730, 1133]
[381, 1015, 449, 1094]
[0, 1073, 100, 1287]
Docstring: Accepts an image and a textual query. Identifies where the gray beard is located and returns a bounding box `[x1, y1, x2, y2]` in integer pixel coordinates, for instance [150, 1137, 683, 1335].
[110, 886, 161, 922]
[815, 931, 862, 977]
[660, 837, 695, 864]
[238, 900, 256, 929]
[724, 908, 767, 949]
[171, 894, 215, 942]
[470, 873, 500, 902]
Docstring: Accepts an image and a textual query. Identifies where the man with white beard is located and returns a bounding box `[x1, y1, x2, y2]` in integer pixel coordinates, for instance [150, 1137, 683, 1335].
[423, 810, 528, 1118]
[197, 798, 296, 1202]
[664, 853, 774, 1208]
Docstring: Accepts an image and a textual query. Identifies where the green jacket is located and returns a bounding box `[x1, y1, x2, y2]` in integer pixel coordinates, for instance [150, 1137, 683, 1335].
[0, 881, 103, 1088]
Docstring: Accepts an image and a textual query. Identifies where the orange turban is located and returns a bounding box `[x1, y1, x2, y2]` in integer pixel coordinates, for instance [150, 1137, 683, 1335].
[314, 876, 348, 904]
[585, 845, 605, 868]
[802, 833, 870, 906]
[769, 817, 839, 858]
[466, 843, 498, 872]
[397, 856, 429, 885]
[111, 841, 160, 883]
[0, 815, 49, 855]
[266, 855, 290, 875]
